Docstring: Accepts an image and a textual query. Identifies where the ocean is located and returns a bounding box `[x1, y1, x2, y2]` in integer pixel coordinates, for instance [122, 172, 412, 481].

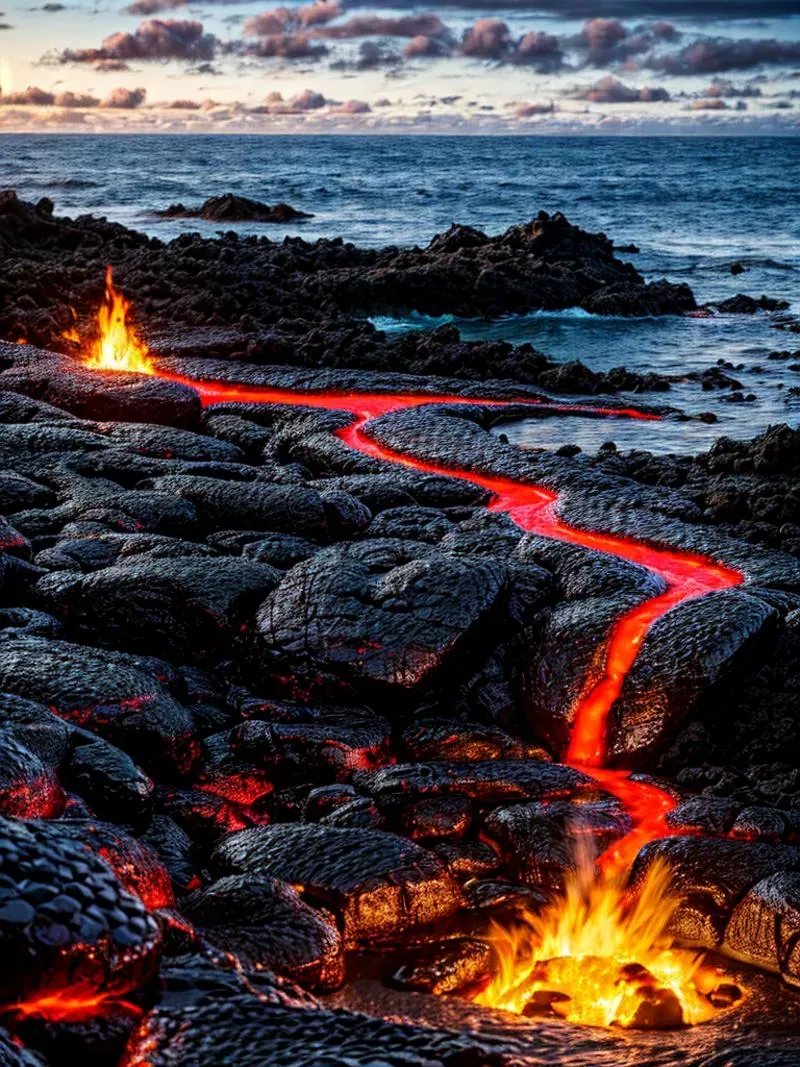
[1, 133, 798, 453]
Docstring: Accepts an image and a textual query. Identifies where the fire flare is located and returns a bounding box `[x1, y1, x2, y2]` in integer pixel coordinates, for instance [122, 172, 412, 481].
[83, 266, 154, 375]
[475, 849, 742, 1027]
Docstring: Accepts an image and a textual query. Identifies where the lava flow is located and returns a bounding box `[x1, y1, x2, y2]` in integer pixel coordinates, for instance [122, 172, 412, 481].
[69, 267, 748, 1029]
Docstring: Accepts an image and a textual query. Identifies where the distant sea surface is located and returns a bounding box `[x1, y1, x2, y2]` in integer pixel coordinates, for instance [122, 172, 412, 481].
[2, 134, 799, 453]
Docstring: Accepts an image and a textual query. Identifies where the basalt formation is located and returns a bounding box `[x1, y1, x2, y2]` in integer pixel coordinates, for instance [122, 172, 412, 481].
[0, 195, 798, 1066]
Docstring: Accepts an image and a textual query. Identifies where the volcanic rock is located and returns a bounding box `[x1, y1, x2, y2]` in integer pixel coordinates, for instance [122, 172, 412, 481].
[184, 874, 344, 991]
[252, 539, 507, 701]
[0, 816, 160, 1001]
[724, 871, 800, 980]
[630, 837, 800, 948]
[354, 759, 589, 806]
[212, 823, 463, 943]
[390, 937, 493, 995]
[157, 194, 313, 223]
[35, 555, 282, 661]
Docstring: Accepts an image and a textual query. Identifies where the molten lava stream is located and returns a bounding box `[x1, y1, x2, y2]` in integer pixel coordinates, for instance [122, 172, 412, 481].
[72, 270, 751, 1027]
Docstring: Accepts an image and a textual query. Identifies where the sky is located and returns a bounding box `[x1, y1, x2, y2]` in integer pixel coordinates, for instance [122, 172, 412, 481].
[0, 0, 799, 130]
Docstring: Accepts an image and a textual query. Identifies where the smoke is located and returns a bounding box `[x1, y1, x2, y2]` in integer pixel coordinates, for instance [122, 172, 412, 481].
[60, 19, 216, 63]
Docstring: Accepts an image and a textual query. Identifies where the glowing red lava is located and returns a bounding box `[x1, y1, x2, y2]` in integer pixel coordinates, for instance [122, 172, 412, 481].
[148, 368, 743, 878]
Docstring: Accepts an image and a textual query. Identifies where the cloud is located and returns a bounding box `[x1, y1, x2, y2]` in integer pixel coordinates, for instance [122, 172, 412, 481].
[95, 59, 131, 71]
[330, 98, 370, 113]
[515, 30, 563, 69]
[649, 37, 800, 75]
[514, 101, 555, 116]
[297, 0, 340, 25]
[244, 1, 340, 36]
[318, 13, 449, 39]
[579, 17, 627, 65]
[101, 86, 146, 107]
[55, 89, 101, 106]
[404, 34, 450, 58]
[334, 0, 798, 14]
[1, 86, 58, 105]
[245, 33, 328, 58]
[125, 0, 185, 14]
[59, 19, 216, 63]
[705, 78, 762, 98]
[462, 18, 511, 60]
[290, 87, 325, 108]
[160, 97, 202, 108]
[574, 75, 669, 102]
[0, 84, 144, 108]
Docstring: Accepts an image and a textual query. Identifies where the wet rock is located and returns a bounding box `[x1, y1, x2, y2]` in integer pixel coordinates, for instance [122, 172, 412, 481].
[253, 539, 507, 701]
[157, 194, 313, 223]
[708, 294, 790, 314]
[184, 874, 344, 991]
[390, 937, 493, 995]
[212, 823, 463, 943]
[0, 816, 160, 1001]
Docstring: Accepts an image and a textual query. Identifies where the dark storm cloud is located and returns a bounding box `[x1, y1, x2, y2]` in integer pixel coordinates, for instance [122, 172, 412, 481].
[59, 19, 216, 63]
[573, 75, 669, 101]
[648, 38, 800, 74]
[704, 78, 762, 97]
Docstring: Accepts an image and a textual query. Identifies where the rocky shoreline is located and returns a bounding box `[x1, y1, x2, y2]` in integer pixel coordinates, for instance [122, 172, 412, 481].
[0, 192, 798, 1065]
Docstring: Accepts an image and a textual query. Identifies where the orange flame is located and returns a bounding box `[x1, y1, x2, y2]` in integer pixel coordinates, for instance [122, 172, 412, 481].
[8, 988, 142, 1023]
[84, 266, 153, 375]
[474, 848, 742, 1028]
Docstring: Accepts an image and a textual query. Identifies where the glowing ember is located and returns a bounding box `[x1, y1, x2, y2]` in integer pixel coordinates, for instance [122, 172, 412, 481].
[475, 852, 743, 1028]
[82, 265, 154, 375]
[9, 988, 142, 1023]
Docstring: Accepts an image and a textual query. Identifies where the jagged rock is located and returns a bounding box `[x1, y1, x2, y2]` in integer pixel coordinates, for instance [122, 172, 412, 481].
[390, 937, 493, 995]
[157, 194, 313, 223]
